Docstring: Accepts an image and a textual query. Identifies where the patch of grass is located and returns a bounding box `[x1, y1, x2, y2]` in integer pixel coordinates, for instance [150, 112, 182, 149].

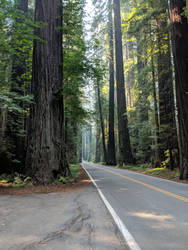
[146, 167, 180, 179]
[120, 164, 180, 180]
[55, 164, 80, 184]
[120, 163, 150, 171]
[146, 167, 169, 175]
[144, 167, 179, 179]
[70, 164, 80, 180]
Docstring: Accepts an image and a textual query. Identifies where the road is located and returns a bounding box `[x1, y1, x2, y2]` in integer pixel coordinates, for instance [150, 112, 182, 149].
[82, 162, 188, 250]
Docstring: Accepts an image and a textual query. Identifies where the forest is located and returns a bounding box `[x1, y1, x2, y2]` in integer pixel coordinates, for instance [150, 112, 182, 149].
[0, 0, 188, 185]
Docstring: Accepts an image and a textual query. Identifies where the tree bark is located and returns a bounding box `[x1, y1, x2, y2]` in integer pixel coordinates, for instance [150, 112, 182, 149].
[156, 5, 179, 170]
[88, 125, 92, 162]
[136, 32, 149, 122]
[95, 123, 101, 162]
[97, 78, 107, 163]
[107, 0, 116, 165]
[169, 0, 188, 179]
[113, 0, 134, 165]
[151, 51, 160, 166]
[25, 0, 69, 184]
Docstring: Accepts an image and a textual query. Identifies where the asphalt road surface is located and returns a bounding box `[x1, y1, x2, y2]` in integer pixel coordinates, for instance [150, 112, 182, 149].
[82, 162, 188, 250]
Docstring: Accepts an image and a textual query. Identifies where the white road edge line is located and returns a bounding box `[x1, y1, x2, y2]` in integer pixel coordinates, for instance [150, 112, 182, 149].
[82, 164, 141, 250]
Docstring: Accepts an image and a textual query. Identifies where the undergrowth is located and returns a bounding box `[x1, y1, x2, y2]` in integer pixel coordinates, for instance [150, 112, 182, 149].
[117, 164, 180, 180]
[0, 164, 80, 187]
[55, 164, 80, 184]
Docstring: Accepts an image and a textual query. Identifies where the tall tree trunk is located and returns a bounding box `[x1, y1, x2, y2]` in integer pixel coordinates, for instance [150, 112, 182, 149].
[169, 0, 188, 179]
[77, 127, 82, 163]
[107, 0, 116, 165]
[95, 123, 101, 162]
[88, 125, 92, 162]
[151, 51, 160, 166]
[0, 110, 7, 174]
[82, 130, 87, 161]
[113, 0, 134, 165]
[136, 32, 149, 122]
[25, 0, 69, 184]
[156, 5, 179, 170]
[125, 43, 134, 109]
[135, 31, 152, 162]
[96, 78, 107, 163]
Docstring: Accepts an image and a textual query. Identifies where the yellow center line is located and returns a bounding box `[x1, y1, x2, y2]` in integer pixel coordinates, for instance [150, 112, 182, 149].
[97, 166, 188, 203]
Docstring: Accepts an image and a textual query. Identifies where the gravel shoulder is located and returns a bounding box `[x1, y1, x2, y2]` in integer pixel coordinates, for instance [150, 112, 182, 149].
[0, 169, 125, 250]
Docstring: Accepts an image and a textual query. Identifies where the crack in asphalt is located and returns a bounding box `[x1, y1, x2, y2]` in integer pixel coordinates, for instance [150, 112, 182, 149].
[21, 200, 92, 250]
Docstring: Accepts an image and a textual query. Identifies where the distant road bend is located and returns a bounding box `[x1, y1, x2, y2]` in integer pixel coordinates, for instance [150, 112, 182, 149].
[82, 162, 188, 250]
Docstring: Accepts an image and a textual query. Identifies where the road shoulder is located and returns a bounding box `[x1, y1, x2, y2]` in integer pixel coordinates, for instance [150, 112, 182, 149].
[0, 180, 126, 250]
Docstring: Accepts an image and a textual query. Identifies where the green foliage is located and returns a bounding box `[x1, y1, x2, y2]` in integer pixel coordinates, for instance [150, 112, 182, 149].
[0, 164, 80, 186]
[0, 91, 33, 113]
[120, 163, 150, 171]
[183, 6, 188, 17]
[146, 168, 179, 179]
[121, 0, 172, 164]
[0, 172, 32, 187]
[63, 0, 92, 163]
[55, 164, 80, 184]
[63, 0, 89, 122]
[119, 164, 179, 180]
[0, 0, 34, 168]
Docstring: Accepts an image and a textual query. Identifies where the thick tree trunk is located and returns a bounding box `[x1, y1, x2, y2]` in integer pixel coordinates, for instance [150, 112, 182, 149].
[97, 78, 107, 163]
[107, 0, 116, 166]
[156, 6, 179, 170]
[25, 0, 69, 184]
[113, 0, 134, 165]
[170, 0, 188, 179]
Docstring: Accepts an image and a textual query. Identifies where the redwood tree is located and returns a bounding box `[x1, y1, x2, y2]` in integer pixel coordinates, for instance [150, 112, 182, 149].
[97, 78, 107, 163]
[113, 0, 134, 165]
[170, 0, 188, 179]
[25, 0, 69, 184]
[107, 0, 116, 165]
[156, 2, 178, 169]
